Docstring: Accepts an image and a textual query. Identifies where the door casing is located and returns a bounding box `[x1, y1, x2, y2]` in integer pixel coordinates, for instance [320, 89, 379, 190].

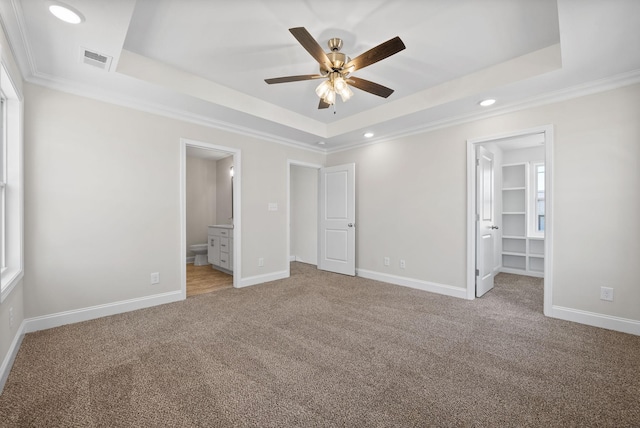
[180, 138, 242, 297]
[466, 125, 554, 316]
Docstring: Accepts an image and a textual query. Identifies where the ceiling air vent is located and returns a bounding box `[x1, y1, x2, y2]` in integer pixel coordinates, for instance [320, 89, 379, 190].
[80, 47, 113, 71]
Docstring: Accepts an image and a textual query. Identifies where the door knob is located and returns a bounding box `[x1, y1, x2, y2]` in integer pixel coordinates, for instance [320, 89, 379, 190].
[348, 223, 354, 227]
[490, 225, 499, 230]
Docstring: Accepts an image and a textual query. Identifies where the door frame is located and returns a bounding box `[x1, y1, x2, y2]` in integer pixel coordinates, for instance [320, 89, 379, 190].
[286, 159, 322, 278]
[180, 138, 242, 297]
[466, 125, 554, 316]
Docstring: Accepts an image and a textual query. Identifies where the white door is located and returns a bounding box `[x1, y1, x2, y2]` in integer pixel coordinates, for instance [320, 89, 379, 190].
[476, 146, 497, 297]
[318, 163, 356, 276]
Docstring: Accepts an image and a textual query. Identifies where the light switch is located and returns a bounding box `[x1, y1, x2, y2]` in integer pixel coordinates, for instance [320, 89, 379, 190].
[268, 203, 278, 211]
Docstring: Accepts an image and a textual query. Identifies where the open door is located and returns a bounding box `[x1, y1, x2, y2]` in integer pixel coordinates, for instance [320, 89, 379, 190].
[476, 146, 497, 296]
[318, 163, 355, 276]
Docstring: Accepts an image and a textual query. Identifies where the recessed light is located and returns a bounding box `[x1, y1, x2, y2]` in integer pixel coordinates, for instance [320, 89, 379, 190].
[363, 132, 374, 138]
[479, 99, 496, 107]
[317, 141, 326, 145]
[49, 2, 85, 24]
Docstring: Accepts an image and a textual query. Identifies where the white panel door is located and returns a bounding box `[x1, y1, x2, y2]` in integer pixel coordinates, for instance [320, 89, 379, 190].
[318, 163, 355, 276]
[476, 146, 497, 297]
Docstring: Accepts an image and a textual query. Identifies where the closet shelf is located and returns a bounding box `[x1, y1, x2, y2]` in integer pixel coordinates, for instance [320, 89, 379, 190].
[503, 251, 526, 256]
[500, 162, 544, 278]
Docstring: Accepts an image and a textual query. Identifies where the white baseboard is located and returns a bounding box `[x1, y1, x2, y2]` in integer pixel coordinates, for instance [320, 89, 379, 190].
[186, 256, 195, 264]
[499, 267, 544, 278]
[550, 305, 640, 336]
[23, 291, 184, 333]
[356, 269, 467, 299]
[291, 255, 317, 265]
[237, 270, 288, 288]
[0, 320, 26, 393]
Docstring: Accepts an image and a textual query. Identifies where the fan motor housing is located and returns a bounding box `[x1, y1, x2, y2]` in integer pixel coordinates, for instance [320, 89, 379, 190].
[320, 51, 351, 75]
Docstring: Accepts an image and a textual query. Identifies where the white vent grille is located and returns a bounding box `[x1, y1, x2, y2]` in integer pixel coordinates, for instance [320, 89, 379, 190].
[80, 47, 113, 71]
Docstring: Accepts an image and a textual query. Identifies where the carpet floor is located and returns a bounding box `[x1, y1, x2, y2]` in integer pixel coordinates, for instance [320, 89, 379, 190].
[1, 263, 638, 427]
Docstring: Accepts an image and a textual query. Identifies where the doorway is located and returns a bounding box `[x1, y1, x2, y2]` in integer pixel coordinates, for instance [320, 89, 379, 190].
[466, 126, 553, 315]
[287, 160, 322, 277]
[180, 138, 241, 298]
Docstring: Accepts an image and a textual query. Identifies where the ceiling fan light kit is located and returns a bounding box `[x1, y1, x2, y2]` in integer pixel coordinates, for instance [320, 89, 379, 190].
[265, 27, 405, 109]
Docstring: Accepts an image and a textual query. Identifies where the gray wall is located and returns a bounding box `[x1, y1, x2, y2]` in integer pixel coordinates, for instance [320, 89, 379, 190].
[290, 165, 318, 265]
[186, 156, 217, 256]
[2, 51, 639, 390]
[327, 83, 640, 322]
[22, 83, 325, 319]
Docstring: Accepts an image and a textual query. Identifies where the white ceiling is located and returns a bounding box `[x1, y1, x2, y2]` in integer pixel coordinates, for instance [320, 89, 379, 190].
[1, 0, 639, 152]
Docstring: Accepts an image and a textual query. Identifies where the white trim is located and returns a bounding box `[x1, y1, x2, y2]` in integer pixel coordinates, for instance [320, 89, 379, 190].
[286, 159, 322, 278]
[0, 58, 24, 303]
[466, 125, 554, 308]
[327, 69, 640, 154]
[0, 269, 21, 302]
[356, 269, 467, 300]
[550, 306, 640, 336]
[237, 270, 288, 288]
[293, 256, 316, 265]
[23, 291, 183, 333]
[500, 267, 544, 278]
[0, 319, 24, 393]
[180, 138, 241, 291]
[6, 0, 639, 159]
[186, 256, 195, 264]
[27, 71, 326, 154]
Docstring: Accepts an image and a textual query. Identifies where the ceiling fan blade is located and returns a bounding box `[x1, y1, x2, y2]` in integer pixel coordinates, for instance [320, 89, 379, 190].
[344, 36, 406, 72]
[289, 27, 334, 72]
[318, 99, 331, 109]
[265, 74, 324, 84]
[348, 76, 394, 98]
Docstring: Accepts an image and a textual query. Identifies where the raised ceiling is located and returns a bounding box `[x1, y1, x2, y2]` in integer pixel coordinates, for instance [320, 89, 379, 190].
[1, 0, 639, 152]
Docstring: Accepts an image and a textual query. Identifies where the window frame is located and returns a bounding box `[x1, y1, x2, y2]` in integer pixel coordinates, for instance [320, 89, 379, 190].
[0, 61, 23, 302]
[528, 161, 545, 238]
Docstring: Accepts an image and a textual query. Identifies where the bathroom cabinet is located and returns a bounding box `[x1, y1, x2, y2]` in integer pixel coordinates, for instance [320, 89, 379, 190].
[208, 225, 233, 274]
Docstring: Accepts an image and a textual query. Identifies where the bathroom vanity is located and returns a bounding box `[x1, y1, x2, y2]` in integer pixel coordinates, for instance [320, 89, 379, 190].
[208, 225, 233, 274]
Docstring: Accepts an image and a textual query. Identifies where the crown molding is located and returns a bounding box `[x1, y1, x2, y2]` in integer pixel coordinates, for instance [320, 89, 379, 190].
[326, 68, 640, 154]
[3, 0, 36, 77]
[25, 71, 327, 155]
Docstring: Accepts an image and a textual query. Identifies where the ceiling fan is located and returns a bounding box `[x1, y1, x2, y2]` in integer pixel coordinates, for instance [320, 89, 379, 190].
[265, 27, 406, 109]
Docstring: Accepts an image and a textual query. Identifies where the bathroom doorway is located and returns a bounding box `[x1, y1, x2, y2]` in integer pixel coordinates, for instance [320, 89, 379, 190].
[180, 138, 241, 298]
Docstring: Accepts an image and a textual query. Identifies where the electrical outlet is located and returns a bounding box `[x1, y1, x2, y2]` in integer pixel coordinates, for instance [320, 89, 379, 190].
[258, 257, 264, 267]
[400, 259, 406, 269]
[600, 286, 614, 302]
[150, 272, 160, 285]
[384, 257, 390, 266]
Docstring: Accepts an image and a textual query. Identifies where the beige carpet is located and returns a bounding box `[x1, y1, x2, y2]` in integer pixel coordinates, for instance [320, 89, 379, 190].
[1, 263, 639, 427]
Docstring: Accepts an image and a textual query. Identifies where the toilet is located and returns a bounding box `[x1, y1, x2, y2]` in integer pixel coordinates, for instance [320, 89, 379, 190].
[189, 243, 208, 266]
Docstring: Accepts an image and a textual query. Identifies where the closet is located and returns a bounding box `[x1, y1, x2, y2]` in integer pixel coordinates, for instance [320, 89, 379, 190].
[499, 144, 545, 278]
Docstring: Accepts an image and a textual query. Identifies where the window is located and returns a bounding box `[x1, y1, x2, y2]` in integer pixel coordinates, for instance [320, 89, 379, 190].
[0, 63, 23, 302]
[529, 162, 545, 237]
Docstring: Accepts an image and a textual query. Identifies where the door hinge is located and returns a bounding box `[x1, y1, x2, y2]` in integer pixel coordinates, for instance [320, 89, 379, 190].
[475, 268, 479, 276]
[476, 213, 479, 221]
[476, 159, 480, 166]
